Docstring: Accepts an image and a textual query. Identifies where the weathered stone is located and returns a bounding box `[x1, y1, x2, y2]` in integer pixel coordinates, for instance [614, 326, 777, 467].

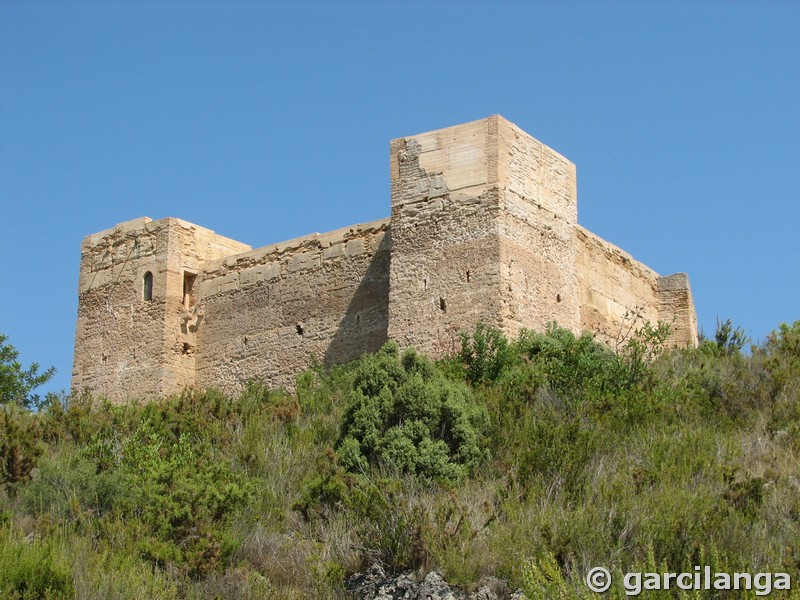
[469, 576, 507, 600]
[417, 571, 459, 600]
[323, 243, 346, 259]
[288, 251, 321, 272]
[346, 238, 366, 256]
[345, 564, 526, 600]
[72, 116, 698, 400]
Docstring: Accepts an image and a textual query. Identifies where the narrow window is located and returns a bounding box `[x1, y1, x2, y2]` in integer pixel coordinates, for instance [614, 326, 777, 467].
[183, 271, 197, 309]
[143, 271, 153, 301]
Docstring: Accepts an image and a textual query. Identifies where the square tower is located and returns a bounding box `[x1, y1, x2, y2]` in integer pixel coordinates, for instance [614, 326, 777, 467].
[387, 115, 580, 356]
[72, 217, 250, 400]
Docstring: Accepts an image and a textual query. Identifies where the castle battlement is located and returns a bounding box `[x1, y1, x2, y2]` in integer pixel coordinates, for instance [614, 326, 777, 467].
[72, 116, 697, 400]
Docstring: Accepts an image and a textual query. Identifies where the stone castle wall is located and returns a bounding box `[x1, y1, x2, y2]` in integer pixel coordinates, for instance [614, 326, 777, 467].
[194, 220, 390, 392]
[72, 116, 698, 400]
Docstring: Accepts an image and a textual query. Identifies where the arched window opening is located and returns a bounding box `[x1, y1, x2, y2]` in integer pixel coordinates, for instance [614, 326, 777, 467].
[143, 271, 153, 301]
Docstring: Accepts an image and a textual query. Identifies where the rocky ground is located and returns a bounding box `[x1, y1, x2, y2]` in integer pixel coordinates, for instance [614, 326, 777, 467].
[346, 564, 528, 600]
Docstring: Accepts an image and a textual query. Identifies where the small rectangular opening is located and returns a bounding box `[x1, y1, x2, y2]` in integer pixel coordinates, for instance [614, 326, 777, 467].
[183, 271, 197, 309]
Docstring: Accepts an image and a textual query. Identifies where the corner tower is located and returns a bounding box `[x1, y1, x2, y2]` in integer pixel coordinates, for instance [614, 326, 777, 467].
[387, 115, 580, 355]
[72, 217, 250, 400]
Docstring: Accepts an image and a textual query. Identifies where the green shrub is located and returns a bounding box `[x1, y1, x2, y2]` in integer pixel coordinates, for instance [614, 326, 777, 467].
[763, 320, 800, 393]
[0, 529, 74, 599]
[520, 551, 572, 600]
[20, 452, 128, 522]
[337, 343, 489, 482]
[0, 406, 43, 492]
[698, 318, 750, 358]
[97, 426, 252, 577]
[514, 324, 628, 398]
[22, 418, 255, 579]
[458, 321, 663, 407]
[457, 321, 515, 385]
[0, 333, 55, 409]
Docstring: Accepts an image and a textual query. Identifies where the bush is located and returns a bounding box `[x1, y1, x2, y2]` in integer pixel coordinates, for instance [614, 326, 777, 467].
[86, 425, 253, 577]
[514, 324, 628, 398]
[337, 343, 489, 482]
[763, 320, 800, 393]
[0, 406, 43, 491]
[699, 318, 750, 358]
[457, 321, 666, 404]
[0, 333, 55, 408]
[457, 322, 515, 385]
[0, 529, 74, 599]
[22, 417, 255, 579]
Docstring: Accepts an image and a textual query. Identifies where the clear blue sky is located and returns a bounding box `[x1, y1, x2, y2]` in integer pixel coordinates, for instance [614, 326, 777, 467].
[1, 1, 798, 396]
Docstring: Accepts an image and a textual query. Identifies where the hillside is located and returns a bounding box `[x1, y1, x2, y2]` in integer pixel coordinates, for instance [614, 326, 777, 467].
[1, 320, 799, 599]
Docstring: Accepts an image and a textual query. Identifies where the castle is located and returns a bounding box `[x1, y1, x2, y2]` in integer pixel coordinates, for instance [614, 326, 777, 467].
[72, 116, 698, 400]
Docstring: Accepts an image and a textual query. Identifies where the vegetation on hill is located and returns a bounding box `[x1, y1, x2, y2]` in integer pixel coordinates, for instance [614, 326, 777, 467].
[0, 334, 55, 409]
[1, 319, 799, 599]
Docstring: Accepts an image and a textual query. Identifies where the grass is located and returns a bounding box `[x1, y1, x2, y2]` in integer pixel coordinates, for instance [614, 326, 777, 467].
[0, 320, 799, 598]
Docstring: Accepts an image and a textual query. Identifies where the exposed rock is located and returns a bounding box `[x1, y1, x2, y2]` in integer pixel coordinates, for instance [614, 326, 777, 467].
[470, 575, 507, 600]
[345, 565, 527, 600]
[417, 571, 458, 600]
